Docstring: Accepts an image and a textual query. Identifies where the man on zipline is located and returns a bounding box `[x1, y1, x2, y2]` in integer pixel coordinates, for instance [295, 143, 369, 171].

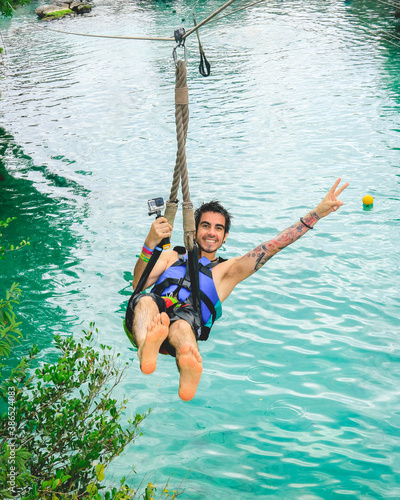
[125, 178, 348, 401]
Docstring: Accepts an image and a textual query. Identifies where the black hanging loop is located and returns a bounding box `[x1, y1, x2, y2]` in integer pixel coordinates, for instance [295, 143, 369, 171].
[173, 27, 188, 66]
[192, 14, 211, 77]
[199, 51, 211, 77]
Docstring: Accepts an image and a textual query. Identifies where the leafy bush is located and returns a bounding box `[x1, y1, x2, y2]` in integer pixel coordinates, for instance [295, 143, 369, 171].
[0, 218, 29, 260]
[0, 218, 181, 498]
[1, 325, 149, 498]
[0, 282, 22, 367]
[0, 0, 30, 17]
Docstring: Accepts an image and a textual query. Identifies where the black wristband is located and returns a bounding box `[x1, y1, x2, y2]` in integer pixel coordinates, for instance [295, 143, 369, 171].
[300, 217, 314, 230]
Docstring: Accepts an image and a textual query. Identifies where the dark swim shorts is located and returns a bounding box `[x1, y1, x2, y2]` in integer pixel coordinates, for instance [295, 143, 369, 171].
[124, 293, 201, 357]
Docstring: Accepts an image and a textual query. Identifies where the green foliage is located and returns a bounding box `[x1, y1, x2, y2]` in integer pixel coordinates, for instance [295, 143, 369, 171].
[144, 481, 179, 500]
[0, 217, 30, 260]
[0, 322, 181, 498]
[0, 217, 181, 498]
[0, 282, 22, 365]
[41, 8, 74, 19]
[0, 216, 26, 373]
[0, 325, 152, 498]
[0, 0, 30, 17]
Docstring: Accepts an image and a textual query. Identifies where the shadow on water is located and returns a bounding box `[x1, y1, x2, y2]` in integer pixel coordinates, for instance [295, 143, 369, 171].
[0, 127, 87, 364]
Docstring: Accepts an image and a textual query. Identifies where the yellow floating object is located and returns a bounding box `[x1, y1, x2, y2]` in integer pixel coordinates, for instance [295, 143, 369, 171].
[363, 194, 374, 206]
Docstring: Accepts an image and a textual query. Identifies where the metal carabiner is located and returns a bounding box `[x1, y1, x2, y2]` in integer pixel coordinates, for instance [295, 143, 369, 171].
[172, 27, 188, 66]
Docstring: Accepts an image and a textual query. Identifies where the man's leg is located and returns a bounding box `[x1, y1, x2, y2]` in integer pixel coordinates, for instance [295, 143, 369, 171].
[131, 296, 169, 374]
[167, 320, 203, 401]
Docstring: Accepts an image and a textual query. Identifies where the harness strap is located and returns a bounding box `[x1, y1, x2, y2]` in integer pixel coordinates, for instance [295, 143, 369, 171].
[188, 243, 202, 323]
[151, 259, 218, 329]
[199, 290, 217, 324]
[132, 244, 163, 296]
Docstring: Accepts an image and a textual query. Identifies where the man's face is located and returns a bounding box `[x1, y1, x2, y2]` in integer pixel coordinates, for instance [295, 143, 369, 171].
[196, 212, 228, 254]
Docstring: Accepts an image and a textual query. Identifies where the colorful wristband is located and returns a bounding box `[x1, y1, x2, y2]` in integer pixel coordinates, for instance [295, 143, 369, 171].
[143, 243, 154, 254]
[140, 252, 150, 263]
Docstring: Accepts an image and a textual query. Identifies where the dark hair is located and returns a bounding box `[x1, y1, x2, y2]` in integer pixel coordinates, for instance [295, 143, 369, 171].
[195, 200, 232, 234]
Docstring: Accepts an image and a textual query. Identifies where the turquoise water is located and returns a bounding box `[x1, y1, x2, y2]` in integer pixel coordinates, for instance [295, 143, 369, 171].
[1, 0, 400, 497]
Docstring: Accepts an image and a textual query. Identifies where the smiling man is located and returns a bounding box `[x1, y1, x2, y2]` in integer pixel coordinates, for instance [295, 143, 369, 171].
[125, 179, 348, 401]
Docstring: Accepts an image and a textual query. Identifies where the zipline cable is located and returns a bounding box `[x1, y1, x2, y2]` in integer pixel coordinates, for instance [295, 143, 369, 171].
[34, 0, 240, 42]
[202, 0, 268, 27]
[183, 0, 238, 39]
[35, 23, 174, 41]
[187, 0, 203, 19]
[382, 36, 400, 48]
[375, 0, 400, 9]
[379, 27, 400, 43]
[354, 8, 400, 49]
[33, 0, 400, 51]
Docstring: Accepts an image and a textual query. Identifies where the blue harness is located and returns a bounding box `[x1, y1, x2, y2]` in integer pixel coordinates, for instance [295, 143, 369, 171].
[151, 254, 223, 340]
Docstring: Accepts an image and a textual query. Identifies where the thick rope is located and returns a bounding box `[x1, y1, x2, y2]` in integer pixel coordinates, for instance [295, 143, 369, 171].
[165, 59, 195, 251]
[169, 60, 189, 202]
[176, 61, 190, 203]
[169, 61, 189, 203]
[168, 59, 188, 204]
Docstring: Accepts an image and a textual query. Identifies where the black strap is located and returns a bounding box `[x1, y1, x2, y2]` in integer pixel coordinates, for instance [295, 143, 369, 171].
[173, 245, 186, 255]
[199, 51, 211, 77]
[199, 290, 216, 324]
[187, 242, 202, 322]
[133, 236, 170, 295]
[133, 246, 161, 295]
[199, 325, 211, 341]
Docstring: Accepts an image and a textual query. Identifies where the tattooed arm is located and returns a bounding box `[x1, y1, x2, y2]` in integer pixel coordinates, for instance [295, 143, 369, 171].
[215, 179, 348, 301]
[246, 210, 320, 272]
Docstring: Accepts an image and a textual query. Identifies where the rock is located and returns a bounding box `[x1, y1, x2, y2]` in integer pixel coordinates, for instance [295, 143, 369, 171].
[35, 4, 68, 17]
[35, 5, 74, 19]
[44, 9, 74, 20]
[35, 1, 92, 19]
[71, 2, 92, 14]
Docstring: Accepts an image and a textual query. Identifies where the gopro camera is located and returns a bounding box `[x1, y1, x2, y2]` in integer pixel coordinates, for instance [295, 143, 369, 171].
[147, 197, 170, 250]
[148, 197, 165, 217]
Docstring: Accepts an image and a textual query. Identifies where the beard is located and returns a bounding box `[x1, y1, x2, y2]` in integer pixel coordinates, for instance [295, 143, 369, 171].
[196, 237, 224, 255]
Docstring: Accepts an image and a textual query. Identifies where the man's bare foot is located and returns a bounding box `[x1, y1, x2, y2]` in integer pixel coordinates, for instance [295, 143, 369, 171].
[139, 312, 170, 374]
[177, 343, 203, 401]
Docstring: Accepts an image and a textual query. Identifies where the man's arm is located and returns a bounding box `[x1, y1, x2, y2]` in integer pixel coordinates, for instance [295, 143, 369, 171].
[217, 178, 349, 298]
[132, 217, 174, 290]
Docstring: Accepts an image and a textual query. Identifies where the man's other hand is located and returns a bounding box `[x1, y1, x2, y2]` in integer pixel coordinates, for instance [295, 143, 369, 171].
[315, 178, 349, 219]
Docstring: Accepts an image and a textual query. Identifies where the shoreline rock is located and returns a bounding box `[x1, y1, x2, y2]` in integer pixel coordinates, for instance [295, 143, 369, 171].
[35, 1, 92, 20]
